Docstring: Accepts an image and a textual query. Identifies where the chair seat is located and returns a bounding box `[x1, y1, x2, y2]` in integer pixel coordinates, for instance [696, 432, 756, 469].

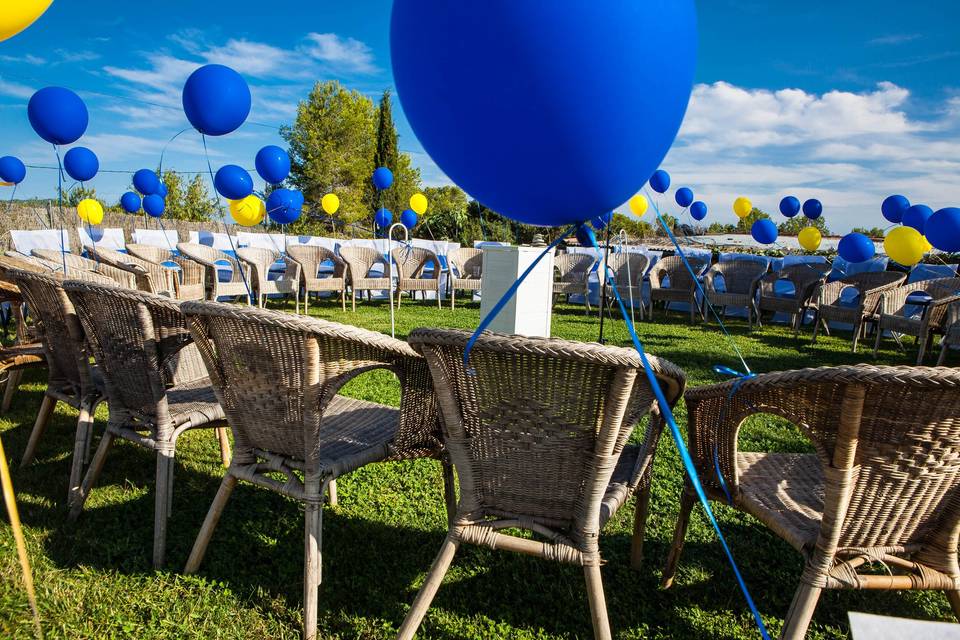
[316, 395, 401, 474]
[0, 342, 45, 372]
[452, 278, 481, 291]
[599, 443, 646, 525]
[166, 378, 227, 428]
[652, 288, 694, 302]
[353, 277, 390, 290]
[305, 277, 344, 291]
[737, 452, 824, 553]
[708, 291, 753, 307]
[879, 314, 924, 336]
[400, 279, 440, 291]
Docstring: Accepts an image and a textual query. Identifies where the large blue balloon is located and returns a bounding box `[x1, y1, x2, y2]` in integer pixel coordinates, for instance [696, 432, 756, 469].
[255, 145, 290, 185]
[838, 232, 875, 263]
[0, 156, 26, 184]
[400, 208, 419, 229]
[802, 199, 823, 220]
[779, 196, 800, 218]
[27, 87, 88, 145]
[751, 219, 778, 245]
[881, 195, 910, 224]
[120, 191, 141, 213]
[266, 188, 301, 224]
[390, 1, 697, 226]
[133, 169, 160, 195]
[374, 207, 393, 229]
[925, 208, 960, 252]
[575, 224, 597, 248]
[372, 166, 394, 191]
[143, 194, 165, 218]
[902, 204, 933, 233]
[181, 64, 251, 137]
[156, 181, 168, 198]
[591, 211, 613, 230]
[649, 169, 671, 194]
[675, 187, 694, 208]
[690, 201, 708, 221]
[63, 146, 99, 182]
[214, 164, 254, 200]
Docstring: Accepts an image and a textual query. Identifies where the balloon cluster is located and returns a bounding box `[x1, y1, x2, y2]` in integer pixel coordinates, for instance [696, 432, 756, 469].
[0, 156, 26, 186]
[880, 194, 959, 264]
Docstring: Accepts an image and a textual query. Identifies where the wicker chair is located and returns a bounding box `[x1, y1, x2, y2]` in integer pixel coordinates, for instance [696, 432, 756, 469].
[702, 260, 769, 329]
[9, 270, 107, 502]
[125, 244, 206, 301]
[85, 244, 179, 297]
[235, 247, 301, 312]
[554, 253, 597, 313]
[758, 264, 830, 336]
[63, 282, 231, 568]
[285, 245, 347, 313]
[398, 328, 686, 640]
[176, 242, 252, 303]
[872, 277, 960, 364]
[648, 255, 707, 323]
[447, 247, 483, 310]
[339, 246, 390, 312]
[0, 256, 49, 412]
[32, 249, 138, 289]
[811, 271, 907, 352]
[661, 365, 960, 639]
[391, 245, 442, 308]
[601, 252, 650, 318]
[939, 302, 960, 365]
[179, 302, 450, 640]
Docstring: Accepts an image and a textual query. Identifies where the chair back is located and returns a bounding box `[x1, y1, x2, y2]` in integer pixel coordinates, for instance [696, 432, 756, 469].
[883, 277, 960, 318]
[604, 253, 648, 288]
[760, 263, 829, 301]
[707, 260, 768, 294]
[32, 249, 136, 288]
[126, 244, 173, 264]
[555, 253, 598, 282]
[448, 248, 483, 280]
[287, 245, 344, 280]
[408, 328, 685, 539]
[236, 247, 280, 285]
[86, 245, 176, 295]
[339, 246, 384, 280]
[391, 246, 440, 281]
[649, 255, 705, 290]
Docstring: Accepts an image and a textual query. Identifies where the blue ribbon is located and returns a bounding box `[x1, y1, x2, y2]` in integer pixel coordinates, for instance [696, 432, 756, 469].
[711, 365, 759, 507]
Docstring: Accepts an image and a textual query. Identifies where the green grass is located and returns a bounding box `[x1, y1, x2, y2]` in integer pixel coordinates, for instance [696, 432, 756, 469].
[0, 297, 953, 639]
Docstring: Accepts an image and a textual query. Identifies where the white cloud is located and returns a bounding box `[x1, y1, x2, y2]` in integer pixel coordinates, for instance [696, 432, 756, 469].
[302, 33, 377, 74]
[0, 53, 45, 65]
[0, 75, 34, 99]
[869, 34, 921, 46]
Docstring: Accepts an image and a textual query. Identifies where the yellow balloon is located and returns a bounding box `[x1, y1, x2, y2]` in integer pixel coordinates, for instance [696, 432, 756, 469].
[77, 199, 104, 226]
[921, 235, 933, 253]
[229, 195, 266, 227]
[409, 193, 428, 215]
[0, 182, 13, 187]
[628, 194, 648, 216]
[321, 193, 340, 215]
[798, 226, 822, 252]
[0, 0, 52, 42]
[733, 197, 753, 219]
[884, 226, 926, 266]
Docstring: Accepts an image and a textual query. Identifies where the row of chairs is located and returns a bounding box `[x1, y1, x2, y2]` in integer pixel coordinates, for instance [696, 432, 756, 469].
[2, 255, 960, 638]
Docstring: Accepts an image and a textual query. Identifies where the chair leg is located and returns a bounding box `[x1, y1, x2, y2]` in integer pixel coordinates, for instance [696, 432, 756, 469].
[851, 320, 863, 353]
[450, 289, 456, 310]
[20, 394, 56, 468]
[436, 287, 441, 309]
[215, 427, 231, 467]
[68, 431, 115, 519]
[327, 478, 338, 506]
[441, 457, 457, 527]
[340, 289, 346, 312]
[661, 488, 697, 588]
[184, 474, 237, 573]
[939, 343, 949, 366]
[2, 369, 23, 413]
[810, 312, 821, 344]
[917, 333, 929, 365]
[351, 289, 356, 312]
[584, 563, 613, 640]
[781, 582, 823, 640]
[944, 590, 960, 621]
[153, 448, 175, 568]
[303, 492, 324, 640]
[873, 323, 883, 358]
[397, 535, 460, 640]
[68, 399, 96, 503]
[630, 485, 652, 570]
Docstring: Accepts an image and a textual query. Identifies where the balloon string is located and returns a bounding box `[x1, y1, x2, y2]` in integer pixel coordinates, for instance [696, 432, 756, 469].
[158, 128, 193, 176]
[53, 146, 67, 273]
[585, 233, 770, 640]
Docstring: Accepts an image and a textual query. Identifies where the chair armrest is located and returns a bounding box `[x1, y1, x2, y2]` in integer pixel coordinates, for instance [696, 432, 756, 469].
[702, 268, 719, 292]
[173, 257, 205, 287]
[282, 256, 302, 283]
[926, 295, 960, 330]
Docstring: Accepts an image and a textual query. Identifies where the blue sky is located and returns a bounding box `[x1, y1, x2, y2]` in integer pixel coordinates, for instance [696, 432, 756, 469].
[1, 0, 958, 232]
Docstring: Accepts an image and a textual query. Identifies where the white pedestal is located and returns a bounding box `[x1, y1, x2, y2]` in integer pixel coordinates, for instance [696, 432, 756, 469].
[479, 245, 555, 337]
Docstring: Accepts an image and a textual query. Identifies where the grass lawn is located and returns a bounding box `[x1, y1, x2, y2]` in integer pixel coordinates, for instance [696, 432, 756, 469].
[0, 296, 954, 639]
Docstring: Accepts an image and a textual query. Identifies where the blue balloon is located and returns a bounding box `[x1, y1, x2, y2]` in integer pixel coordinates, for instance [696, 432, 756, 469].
[88, 226, 104, 241]
[214, 164, 253, 200]
[390, 1, 697, 226]
[266, 188, 301, 224]
[0, 156, 26, 184]
[27, 87, 89, 145]
[591, 211, 613, 231]
[779, 196, 801, 218]
[400, 208, 419, 229]
[374, 207, 394, 229]
[690, 201, 708, 221]
[837, 232, 875, 263]
[289, 189, 304, 212]
[255, 145, 291, 185]
[675, 187, 694, 208]
[372, 166, 394, 191]
[649, 169, 671, 194]
[120, 191, 141, 213]
[143, 194, 165, 218]
[133, 169, 160, 195]
[881, 194, 910, 224]
[63, 146, 99, 182]
[575, 224, 597, 248]
[156, 181, 168, 198]
[902, 204, 933, 233]
[802, 199, 823, 220]
[181, 64, 251, 137]
[925, 208, 960, 252]
[750, 219, 778, 245]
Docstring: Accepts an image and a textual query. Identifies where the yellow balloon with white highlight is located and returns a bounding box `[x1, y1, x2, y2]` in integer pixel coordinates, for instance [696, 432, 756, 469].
[798, 226, 822, 251]
[1, 0, 52, 43]
[321, 193, 340, 214]
[77, 199, 104, 226]
[884, 226, 926, 266]
[409, 193, 428, 215]
[229, 195, 266, 227]
[628, 194, 648, 216]
[733, 197, 753, 218]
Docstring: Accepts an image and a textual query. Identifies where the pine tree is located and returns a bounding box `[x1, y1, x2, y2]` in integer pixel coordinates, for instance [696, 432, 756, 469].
[371, 89, 421, 218]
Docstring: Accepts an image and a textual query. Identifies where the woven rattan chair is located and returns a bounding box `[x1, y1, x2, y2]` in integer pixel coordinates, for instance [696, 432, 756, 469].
[554, 253, 597, 313]
[285, 245, 347, 313]
[126, 243, 206, 301]
[32, 248, 138, 289]
[85, 244, 179, 297]
[758, 264, 830, 336]
[447, 247, 483, 310]
[648, 255, 707, 323]
[662, 364, 960, 639]
[702, 260, 769, 330]
[872, 277, 960, 364]
[177, 242, 252, 303]
[398, 328, 686, 640]
[63, 282, 231, 568]
[0, 255, 49, 412]
[939, 302, 960, 365]
[601, 252, 650, 319]
[235, 247, 301, 312]
[9, 269, 106, 502]
[179, 302, 449, 640]
[811, 271, 907, 352]
[391, 245, 442, 308]
[339, 246, 390, 312]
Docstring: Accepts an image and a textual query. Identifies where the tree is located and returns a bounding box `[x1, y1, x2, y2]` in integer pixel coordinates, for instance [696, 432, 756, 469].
[610, 213, 654, 240]
[61, 185, 96, 207]
[735, 207, 771, 233]
[706, 222, 737, 234]
[371, 89, 421, 217]
[420, 185, 469, 239]
[851, 226, 885, 238]
[157, 172, 217, 222]
[778, 215, 831, 236]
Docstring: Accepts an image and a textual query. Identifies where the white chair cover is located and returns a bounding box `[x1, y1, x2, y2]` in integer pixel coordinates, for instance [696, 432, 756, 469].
[10, 229, 71, 254]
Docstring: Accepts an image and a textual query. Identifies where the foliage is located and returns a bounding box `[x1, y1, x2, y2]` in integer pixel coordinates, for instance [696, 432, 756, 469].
[158, 172, 217, 222]
[707, 221, 738, 234]
[735, 207, 771, 233]
[851, 226, 886, 238]
[610, 213, 654, 240]
[370, 90, 422, 217]
[419, 185, 469, 238]
[60, 185, 96, 207]
[778, 215, 831, 236]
